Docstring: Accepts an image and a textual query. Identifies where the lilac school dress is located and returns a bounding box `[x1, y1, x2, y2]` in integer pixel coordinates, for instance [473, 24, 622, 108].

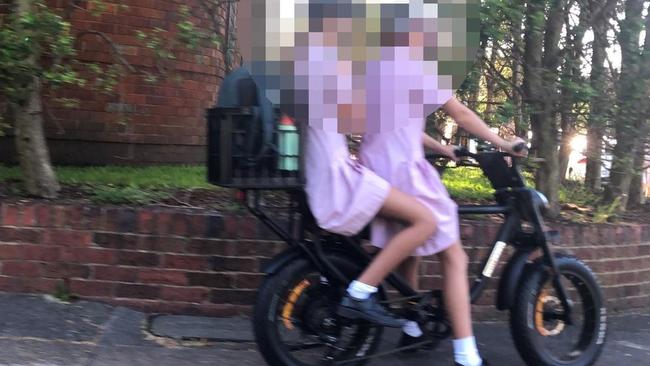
[359, 119, 460, 256]
[304, 126, 391, 236]
[302, 43, 392, 236]
[358, 48, 460, 256]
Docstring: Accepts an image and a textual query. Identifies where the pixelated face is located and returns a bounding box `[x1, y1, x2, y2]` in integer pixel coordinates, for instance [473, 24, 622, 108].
[237, 0, 479, 133]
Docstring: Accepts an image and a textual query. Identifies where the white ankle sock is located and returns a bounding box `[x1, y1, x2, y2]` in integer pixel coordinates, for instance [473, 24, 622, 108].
[452, 336, 482, 366]
[346, 280, 377, 300]
[402, 320, 423, 337]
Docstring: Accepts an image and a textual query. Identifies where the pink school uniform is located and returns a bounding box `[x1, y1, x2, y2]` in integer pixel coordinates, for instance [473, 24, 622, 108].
[304, 127, 390, 236]
[303, 44, 458, 250]
[359, 48, 460, 256]
[302, 43, 392, 236]
[359, 119, 459, 256]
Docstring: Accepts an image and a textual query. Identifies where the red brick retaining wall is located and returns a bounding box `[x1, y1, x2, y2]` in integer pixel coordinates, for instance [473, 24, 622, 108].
[0, 201, 649, 318]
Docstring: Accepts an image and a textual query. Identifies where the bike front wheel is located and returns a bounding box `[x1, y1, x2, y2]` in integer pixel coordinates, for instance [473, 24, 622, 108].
[510, 254, 607, 366]
[253, 254, 383, 366]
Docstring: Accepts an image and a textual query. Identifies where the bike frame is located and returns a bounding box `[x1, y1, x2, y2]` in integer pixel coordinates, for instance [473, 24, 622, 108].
[243, 151, 574, 323]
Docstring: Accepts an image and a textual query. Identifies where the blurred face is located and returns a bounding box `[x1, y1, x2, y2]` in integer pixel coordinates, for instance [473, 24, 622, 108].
[238, 0, 480, 133]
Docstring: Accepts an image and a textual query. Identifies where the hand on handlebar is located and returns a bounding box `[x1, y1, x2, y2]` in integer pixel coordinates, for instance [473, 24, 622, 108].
[502, 138, 528, 158]
[440, 145, 460, 161]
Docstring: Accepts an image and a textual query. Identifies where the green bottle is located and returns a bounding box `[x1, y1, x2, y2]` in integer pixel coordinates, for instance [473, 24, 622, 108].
[278, 114, 299, 171]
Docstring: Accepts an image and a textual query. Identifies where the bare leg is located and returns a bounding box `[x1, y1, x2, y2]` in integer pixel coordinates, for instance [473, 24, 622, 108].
[397, 256, 421, 290]
[438, 241, 473, 339]
[357, 188, 436, 286]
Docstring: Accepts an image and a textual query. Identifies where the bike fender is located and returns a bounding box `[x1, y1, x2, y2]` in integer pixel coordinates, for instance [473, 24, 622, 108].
[496, 248, 534, 311]
[261, 241, 366, 276]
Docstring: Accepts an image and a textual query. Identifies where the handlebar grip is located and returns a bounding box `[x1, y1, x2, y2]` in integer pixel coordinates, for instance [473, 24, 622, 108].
[513, 142, 527, 153]
[453, 146, 471, 158]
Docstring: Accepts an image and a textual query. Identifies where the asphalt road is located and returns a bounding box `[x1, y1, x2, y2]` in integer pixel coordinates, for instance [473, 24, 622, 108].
[0, 293, 647, 366]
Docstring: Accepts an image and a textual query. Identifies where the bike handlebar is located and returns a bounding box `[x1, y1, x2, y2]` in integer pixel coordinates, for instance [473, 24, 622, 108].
[512, 142, 527, 154]
[426, 142, 528, 162]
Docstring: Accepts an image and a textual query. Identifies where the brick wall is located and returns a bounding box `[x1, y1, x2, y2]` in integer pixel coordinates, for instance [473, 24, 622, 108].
[0, 200, 649, 318]
[0, 0, 230, 165]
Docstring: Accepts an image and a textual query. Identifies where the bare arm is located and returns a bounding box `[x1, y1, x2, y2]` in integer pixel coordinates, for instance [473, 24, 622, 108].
[441, 97, 527, 157]
[422, 133, 457, 159]
[422, 133, 445, 152]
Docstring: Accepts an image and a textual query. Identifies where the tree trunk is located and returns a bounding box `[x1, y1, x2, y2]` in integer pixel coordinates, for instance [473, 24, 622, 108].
[628, 144, 647, 208]
[484, 43, 497, 125]
[607, 137, 641, 209]
[510, 3, 526, 137]
[585, 126, 603, 190]
[585, 0, 616, 191]
[523, 0, 565, 217]
[13, 77, 60, 198]
[465, 30, 487, 112]
[604, 0, 647, 209]
[559, 3, 589, 183]
[512, 60, 525, 137]
[13, 0, 60, 198]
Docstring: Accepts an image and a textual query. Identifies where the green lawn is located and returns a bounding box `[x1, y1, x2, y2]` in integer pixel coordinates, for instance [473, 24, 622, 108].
[0, 165, 214, 189]
[442, 167, 494, 201]
[0, 164, 592, 208]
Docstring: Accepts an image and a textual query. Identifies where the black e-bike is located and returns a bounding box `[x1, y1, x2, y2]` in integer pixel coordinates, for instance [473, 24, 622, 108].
[206, 107, 606, 366]
[247, 147, 606, 366]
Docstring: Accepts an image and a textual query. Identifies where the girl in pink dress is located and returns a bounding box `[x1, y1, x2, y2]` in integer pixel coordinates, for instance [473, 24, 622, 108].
[303, 18, 440, 330]
[301, 10, 526, 366]
[360, 98, 525, 366]
[304, 120, 442, 329]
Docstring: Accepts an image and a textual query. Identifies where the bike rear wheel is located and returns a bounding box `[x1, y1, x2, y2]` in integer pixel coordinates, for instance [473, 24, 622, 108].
[510, 254, 606, 366]
[253, 254, 383, 366]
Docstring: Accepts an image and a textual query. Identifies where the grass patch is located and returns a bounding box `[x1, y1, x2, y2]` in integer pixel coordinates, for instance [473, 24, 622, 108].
[1, 164, 216, 205]
[56, 165, 213, 189]
[0, 165, 21, 181]
[2, 164, 498, 202]
[89, 186, 171, 205]
[3, 164, 630, 223]
[0, 164, 214, 189]
[442, 166, 494, 201]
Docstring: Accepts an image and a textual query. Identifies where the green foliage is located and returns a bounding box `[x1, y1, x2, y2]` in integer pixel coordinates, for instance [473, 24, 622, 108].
[0, 1, 82, 105]
[175, 4, 224, 51]
[90, 185, 169, 205]
[592, 197, 622, 223]
[558, 180, 600, 207]
[558, 180, 627, 223]
[92, 63, 125, 94]
[495, 100, 515, 125]
[0, 164, 215, 189]
[0, 165, 22, 181]
[442, 166, 495, 201]
[559, 76, 594, 106]
[53, 281, 76, 302]
[58, 165, 213, 189]
[480, 0, 525, 43]
[1, 0, 228, 128]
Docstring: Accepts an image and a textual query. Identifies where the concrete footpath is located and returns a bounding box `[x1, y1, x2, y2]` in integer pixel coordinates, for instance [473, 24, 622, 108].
[0, 293, 647, 366]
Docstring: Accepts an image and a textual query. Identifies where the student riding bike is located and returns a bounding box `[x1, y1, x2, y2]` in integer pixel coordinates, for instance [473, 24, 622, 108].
[356, 97, 526, 366]
[301, 12, 526, 366]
